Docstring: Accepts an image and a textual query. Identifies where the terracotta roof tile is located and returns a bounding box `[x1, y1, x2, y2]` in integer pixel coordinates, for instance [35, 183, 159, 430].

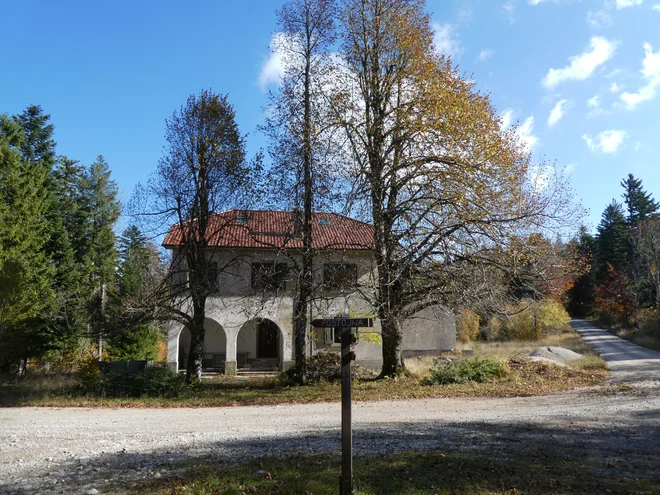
[162, 210, 374, 251]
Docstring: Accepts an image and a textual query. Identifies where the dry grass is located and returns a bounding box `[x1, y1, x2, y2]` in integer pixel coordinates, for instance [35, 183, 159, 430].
[0, 359, 607, 408]
[1, 327, 608, 408]
[405, 327, 607, 377]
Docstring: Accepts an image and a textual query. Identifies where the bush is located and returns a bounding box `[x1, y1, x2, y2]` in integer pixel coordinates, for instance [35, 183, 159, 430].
[425, 357, 508, 385]
[456, 309, 480, 343]
[486, 299, 570, 341]
[638, 309, 660, 336]
[306, 351, 341, 382]
[80, 364, 189, 398]
[106, 325, 163, 362]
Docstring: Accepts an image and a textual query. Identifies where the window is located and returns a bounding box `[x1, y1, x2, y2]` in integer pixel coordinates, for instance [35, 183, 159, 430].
[323, 263, 358, 290]
[318, 217, 331, 226]
[323, 327, 342, 345]
[236, 213, 249, 225]
[207, 262, 218, 293]
[251, 263, 288, 291]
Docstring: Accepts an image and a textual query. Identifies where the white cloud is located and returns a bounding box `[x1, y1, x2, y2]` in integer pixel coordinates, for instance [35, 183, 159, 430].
[542, 37, 617, 89]
[610, 82, 622, 93]
[616, 0, 643, 8]
[478, 49, 494, 61]
[653, 4, 660, 11]
[587, 10, 613, 27]
[433, 23, 462, 58]
[564, 163, 576, 175]
[634, 141, 642, 151]
[500, 109, 514, 129]
[502, 1, 516, 23]
[258, 33, 288, 90]
[588, 95, 600, 107]
[529, 164, 554, 191]
[620, 43, 660, 109]
[516, 116, 539, 150]
[582, 130, 627, 153]
[548, 99, 571, 126]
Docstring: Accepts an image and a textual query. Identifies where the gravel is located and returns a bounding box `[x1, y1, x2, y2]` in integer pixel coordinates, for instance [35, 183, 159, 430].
[1, 319, 659, 494]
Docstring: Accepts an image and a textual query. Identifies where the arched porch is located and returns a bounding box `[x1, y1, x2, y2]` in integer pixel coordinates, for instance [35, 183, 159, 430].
[177, 318, 227, 371]
[235, 318, 284, 372]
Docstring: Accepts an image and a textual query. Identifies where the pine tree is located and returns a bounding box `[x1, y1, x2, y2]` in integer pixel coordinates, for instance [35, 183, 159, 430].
[82, 156, 121, 359]
[0, 119, 54, 372]
[595, 201, 629, 281]
[621, 174, 659, 227]
[107, 225, 165, 361]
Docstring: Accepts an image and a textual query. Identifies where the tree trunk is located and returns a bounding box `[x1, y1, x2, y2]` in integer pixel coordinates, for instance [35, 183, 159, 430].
[186, 310, 206, 383]
[292, 24, 315, 384]
[380, 315, 404, 377]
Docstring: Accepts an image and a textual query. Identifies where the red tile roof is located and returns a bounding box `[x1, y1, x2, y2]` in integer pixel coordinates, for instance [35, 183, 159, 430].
[162, 210, 375, 251]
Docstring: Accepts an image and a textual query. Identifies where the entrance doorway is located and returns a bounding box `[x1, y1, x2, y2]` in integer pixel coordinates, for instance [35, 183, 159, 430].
[257, 319, 279, 358]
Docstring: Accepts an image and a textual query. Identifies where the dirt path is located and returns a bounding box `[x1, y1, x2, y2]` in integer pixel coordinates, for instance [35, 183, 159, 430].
[1, 321, 659, 494]
[571, 319, 660, 382]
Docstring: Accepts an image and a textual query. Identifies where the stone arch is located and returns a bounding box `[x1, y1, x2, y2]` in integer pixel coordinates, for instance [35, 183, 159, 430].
[235, 317, 285, 370]
[176, 318, 227, 371]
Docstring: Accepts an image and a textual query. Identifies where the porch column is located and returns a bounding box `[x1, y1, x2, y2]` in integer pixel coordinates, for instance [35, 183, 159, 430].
[166, 321, 180, 372]
[225, 328, 237, 375]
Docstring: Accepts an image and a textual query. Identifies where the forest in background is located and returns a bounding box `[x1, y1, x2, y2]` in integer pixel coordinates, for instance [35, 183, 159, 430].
[0, 105, 165, 375]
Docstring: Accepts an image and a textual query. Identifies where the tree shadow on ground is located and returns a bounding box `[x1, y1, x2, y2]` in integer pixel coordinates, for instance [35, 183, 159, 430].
[4, 413, 660, 494]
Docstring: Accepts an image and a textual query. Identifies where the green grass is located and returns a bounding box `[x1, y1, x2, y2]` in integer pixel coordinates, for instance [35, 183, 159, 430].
[127, 451, 659, 495]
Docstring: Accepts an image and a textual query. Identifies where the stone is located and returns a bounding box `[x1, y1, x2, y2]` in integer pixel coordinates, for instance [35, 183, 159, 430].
[87, 489, 99, 495]
[528, 346, 582, 364]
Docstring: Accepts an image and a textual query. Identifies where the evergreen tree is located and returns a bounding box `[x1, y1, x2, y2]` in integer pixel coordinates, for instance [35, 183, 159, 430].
[621, 174, 659, 227]
[107, 225, 165, 361]
[14, 105, 56, 168]
[0, 119, 54, 372]
[595, 201, 629, 281]
[565, 226, 596, 317]
[82, 156, 121, 358]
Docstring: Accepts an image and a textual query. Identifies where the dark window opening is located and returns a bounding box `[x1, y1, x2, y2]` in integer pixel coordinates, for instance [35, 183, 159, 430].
[236, 214, 249, 225]
[252, 263, 288, 291]
[323, 263, 358, 290]
[318, 217, 331, 226]
[208, 261, 218, 293]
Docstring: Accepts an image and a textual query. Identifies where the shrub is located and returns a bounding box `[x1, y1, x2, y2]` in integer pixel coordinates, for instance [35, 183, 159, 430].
[638, 309, 660, 336]
[106, 325, 163, 362]
[485, 299, 570, 341]
[306, 351, 341, 382]
[80, 365, 189, 398]
[456, 309, 480, 342]
[425, 357, 508, 385]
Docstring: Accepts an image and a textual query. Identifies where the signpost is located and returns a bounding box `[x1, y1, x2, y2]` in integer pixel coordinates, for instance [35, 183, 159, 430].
[311, 316, 374, 495]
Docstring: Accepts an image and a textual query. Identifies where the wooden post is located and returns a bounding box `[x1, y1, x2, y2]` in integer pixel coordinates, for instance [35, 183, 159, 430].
[339, 326, 353, 494]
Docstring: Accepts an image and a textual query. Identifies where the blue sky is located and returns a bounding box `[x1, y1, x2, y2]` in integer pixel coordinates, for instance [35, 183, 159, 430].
[1, 0, 658, 233]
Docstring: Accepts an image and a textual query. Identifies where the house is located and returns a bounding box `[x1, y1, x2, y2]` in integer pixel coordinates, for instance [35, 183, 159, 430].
[163, 209, 456, 374]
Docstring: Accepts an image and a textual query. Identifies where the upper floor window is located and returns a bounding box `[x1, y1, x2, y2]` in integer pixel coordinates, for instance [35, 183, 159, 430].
[251, 263, 288, 291]
[207, 261, 219, 293]
[323, 263, 358, 290]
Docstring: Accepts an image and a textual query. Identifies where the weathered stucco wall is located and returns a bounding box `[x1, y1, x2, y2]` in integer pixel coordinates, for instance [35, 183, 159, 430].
[401, 306, 456, 356]
[167, 248, 456, 373]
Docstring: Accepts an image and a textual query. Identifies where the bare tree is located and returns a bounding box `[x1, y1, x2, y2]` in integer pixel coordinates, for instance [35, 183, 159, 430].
[332, 0, 580, 376]
[134, 90, 258, 383]
[262, 0, 339, 383]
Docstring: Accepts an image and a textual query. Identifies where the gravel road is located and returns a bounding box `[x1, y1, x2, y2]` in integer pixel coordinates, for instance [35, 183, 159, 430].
[572, 319, 660, 382]
[1, 319, 659, 494]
